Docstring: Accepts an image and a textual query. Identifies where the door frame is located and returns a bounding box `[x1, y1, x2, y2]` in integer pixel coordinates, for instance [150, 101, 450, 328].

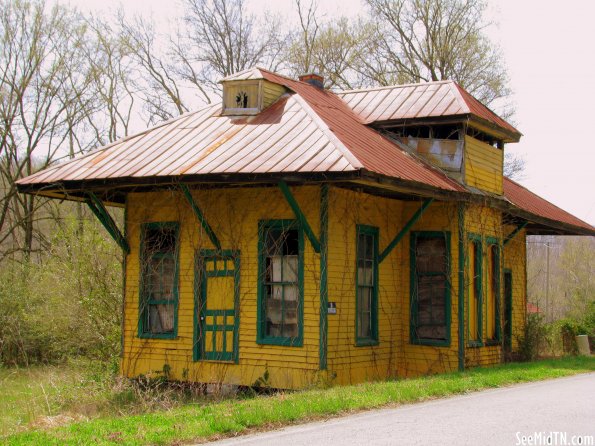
[193, 249, 240, 363]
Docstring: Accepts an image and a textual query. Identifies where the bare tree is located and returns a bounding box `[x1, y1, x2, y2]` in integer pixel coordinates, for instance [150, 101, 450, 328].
[177, 0, 286, 91]
[362, 0, 510, 108]
[0, 0, 91, 259]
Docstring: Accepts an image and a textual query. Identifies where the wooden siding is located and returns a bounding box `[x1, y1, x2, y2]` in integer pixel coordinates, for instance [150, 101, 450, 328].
[122, 186, 323, 389]
[121, 186, 524, 389]
[464, 206, 504, 367]
[464, 136, 503, 194]
[503, 227, 527, 352]
[262, 81, 286, 109]
[326, 189, 461, 383]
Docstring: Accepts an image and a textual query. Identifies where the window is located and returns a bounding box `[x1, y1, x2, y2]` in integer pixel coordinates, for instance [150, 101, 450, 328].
[356, 225, 379, 346]
[468, 235, 482, 345]
[139, 222, 179, 338]
[486, 239, 500, 343]
[410, 232, 451, 346]
[257, 220, 303, 346]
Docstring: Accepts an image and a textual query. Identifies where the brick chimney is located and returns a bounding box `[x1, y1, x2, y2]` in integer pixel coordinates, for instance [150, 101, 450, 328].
[298, 73, 324, 89]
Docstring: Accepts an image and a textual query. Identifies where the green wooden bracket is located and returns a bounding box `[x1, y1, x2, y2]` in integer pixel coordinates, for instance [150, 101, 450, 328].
[86, 192, 130, 254]
[379, 198, 434, 263]
[503, 220, 528, 246]
[278, 181, 321, 253]
[180, 184, 221, 251]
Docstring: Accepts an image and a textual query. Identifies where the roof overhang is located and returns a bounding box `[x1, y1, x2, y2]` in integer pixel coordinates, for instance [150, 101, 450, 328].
[372, 114, 521, 143]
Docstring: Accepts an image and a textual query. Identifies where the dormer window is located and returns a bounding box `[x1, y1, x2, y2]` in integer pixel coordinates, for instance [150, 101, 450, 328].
[220, 68, 287, 116]
[235, 91, 249, 108]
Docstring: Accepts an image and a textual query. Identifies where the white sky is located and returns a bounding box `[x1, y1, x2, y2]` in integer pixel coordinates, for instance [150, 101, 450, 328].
[56, 0, 595, 226]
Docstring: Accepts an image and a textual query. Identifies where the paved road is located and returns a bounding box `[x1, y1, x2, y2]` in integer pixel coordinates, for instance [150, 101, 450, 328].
[207, 373, 595, 446]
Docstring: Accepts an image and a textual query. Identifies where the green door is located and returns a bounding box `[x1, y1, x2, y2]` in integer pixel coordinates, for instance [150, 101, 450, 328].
[194, 251, 240, 362]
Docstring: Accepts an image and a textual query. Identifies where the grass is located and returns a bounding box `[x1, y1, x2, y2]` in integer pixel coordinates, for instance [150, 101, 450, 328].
[2, 356, 594, 445]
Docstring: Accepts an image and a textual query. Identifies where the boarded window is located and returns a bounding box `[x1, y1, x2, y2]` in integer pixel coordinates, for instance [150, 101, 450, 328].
[411, 232, 450, 345]
[259, 221, 303, 345]
[356, 225, 378, 345]
[139, 223, 179, 337]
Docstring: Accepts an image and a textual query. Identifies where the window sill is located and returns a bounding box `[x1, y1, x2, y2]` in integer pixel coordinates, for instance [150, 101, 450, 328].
[410, 338, 450, 347]
[355, 339, 379, 347]
[467, 341, 483, 348]
[257, 337, 303, 347]
[138, 332, 177, 340]
[484, 339, 501, 347]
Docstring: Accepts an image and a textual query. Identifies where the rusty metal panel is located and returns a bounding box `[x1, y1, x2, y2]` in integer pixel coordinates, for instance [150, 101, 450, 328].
[338, 80, 520, 139]
[503, 178, 594, 232]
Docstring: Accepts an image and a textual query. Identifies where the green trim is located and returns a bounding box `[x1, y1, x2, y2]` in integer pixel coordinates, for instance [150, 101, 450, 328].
[503, 269, 513, 351]
[467, 233, 483, 347]
[180, 184, 221, 251]
[457, 203, 465, 371]
[120, 198, 128, 359]
[319, 184, 329, 369]
[86, 192, 130, 254]
[503, 221, 528, 246]
[193, 250, 240, 363]
[355, 225, 379, 346]
[257, 220, 304, 347]
[379, 198, 433, 263]
[278, 181, 321, 253]
[486, 237, 501, 344]
[138, 222, 180, 340]
[410, 231, 452, 347]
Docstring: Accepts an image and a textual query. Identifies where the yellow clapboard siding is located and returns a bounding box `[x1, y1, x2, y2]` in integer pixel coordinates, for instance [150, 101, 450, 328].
[464, 135, 503, 194]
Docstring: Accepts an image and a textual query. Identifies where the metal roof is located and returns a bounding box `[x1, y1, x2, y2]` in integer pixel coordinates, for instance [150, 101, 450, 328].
[16, 67, 593, 235]
[503, 177, 595, 234]
[338, 80, 521, 141]
[18, 69, 463, 193]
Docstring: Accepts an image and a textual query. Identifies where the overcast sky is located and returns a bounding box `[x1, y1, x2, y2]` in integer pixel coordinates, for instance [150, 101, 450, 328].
[57, 0, 595, 226]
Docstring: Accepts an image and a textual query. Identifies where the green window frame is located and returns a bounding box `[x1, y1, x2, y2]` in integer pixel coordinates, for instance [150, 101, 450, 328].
[410, 231, 451, 347]
[467, 233, 483, 347]
[138, 222, 180, 339]
[257, 220, 304, 346]
[485, 237, 501, 344]
[355, 225, 379, 346]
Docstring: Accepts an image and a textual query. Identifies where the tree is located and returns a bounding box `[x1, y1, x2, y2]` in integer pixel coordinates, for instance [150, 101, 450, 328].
[362, 0, 510, 108]
[0, 0, 90, 259]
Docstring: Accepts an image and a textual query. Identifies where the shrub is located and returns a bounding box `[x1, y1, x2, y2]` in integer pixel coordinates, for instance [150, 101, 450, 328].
[517, 313, 546, 361]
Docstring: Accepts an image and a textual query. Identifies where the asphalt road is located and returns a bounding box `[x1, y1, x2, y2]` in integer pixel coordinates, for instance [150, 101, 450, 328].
[206, 373, 595, 446]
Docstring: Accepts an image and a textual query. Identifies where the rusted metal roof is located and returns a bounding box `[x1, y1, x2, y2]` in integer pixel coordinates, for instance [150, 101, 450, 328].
[338, 80, 521, 141]
[503, 177, 595, 234]
[18, 68, 463, 193]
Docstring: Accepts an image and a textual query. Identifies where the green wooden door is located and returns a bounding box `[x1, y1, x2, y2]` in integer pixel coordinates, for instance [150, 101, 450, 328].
[194, 251, 240, 362]
[503, 269, 513, 360]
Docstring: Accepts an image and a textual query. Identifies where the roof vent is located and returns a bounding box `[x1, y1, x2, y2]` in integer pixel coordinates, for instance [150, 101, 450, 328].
[299, 73, 324, 89]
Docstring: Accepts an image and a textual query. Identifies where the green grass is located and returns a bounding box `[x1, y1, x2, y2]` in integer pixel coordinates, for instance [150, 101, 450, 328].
[3, 356, 594, 445]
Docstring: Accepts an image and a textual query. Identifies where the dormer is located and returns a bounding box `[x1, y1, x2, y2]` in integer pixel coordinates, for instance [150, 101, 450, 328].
[220, 67, 287, 116]
[339, 80, 522, 196]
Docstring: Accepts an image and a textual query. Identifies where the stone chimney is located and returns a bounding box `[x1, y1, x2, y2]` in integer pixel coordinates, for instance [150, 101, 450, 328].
[298, 73, 324, 89]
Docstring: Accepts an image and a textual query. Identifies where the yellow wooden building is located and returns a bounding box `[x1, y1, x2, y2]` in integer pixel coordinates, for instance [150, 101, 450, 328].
[18, 68, 595, 389]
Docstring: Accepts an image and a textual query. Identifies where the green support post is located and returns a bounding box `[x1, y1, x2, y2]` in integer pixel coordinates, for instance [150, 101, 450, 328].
[319, 184, 329, 370]
[457, 203, 465, 372]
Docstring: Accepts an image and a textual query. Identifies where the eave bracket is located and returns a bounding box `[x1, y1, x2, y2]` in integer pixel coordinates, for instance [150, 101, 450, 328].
[278, 181, 321, 253]
[503, 220, 528, 246]
[86, 192, 130, 254]
[379, 198, 434, 263]
[180, 184, 222, 251]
